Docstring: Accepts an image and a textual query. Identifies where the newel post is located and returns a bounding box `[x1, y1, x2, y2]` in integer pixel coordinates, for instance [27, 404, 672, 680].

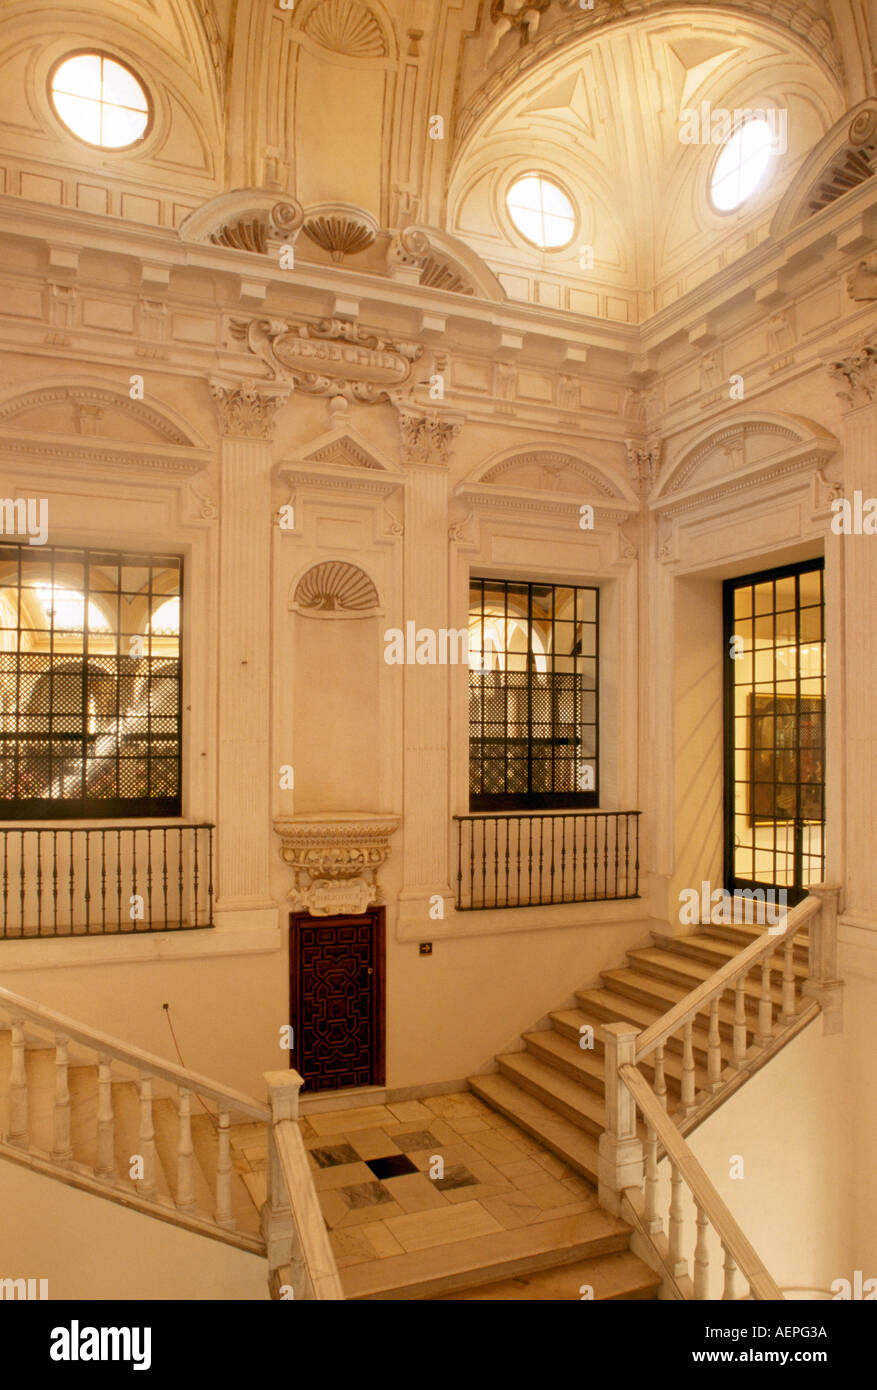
[802, 883, 844, 1034]
[598, 1022, 644, 1215]
[263, 1069, 308, 1298]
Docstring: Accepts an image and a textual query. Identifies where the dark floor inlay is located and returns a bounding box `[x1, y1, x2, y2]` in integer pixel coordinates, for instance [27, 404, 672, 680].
[365, 1153, 419, 1180]
[339, 1181, 394, 1211]
[391, 1130, 443, 1153]
[434, 1163, 478, 1192]
[310, 1142, 360, 1169]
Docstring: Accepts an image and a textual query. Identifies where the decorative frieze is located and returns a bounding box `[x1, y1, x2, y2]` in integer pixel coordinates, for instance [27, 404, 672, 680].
[209, 379, 289, 439]
[274, 814, 400, 916]
[827, 345, 877, 410]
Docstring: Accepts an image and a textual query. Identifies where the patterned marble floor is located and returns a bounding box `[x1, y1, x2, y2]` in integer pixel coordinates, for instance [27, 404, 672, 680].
[229, 1090, 600, 1279]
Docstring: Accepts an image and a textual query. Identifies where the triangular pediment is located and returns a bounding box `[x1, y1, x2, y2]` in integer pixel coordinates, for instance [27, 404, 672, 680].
[299, 426, 397, 474]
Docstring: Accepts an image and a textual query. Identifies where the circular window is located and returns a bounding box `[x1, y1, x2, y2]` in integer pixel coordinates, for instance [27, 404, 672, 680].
[506, 174, 576, 250]
[49, 53, 150, 149]
[710, 117, 777, 212]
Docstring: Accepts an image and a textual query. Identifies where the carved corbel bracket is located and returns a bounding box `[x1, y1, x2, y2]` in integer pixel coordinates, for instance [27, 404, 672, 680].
[273, 814, 401, 916]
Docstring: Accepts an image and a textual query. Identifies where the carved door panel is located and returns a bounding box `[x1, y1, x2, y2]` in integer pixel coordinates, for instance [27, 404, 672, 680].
[289, 910, 385, 1092]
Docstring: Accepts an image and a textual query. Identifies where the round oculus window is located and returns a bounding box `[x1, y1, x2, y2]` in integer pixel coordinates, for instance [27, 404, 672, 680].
[50, 53, 150, 149]
[710, 117, 777, 212]
[506, 174, 576, 250]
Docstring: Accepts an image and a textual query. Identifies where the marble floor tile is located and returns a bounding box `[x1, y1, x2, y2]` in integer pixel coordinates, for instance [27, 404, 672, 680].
[465, 1131, 526, 1165]
[562, 1175, 594, 1199]
[384, 1128, 446, 1154]
[358, 1220, 407, 1260]
[480, 1190, 542, 1230]
[443, 1114, 493, 1135]
[386, 1100, 433, 1123]
[521, 1178, 574, 1210]
[309, 1141, 361, 1168]
[329, 1227, 374, 1268]
[313, 1160, 375, 1192]
[346, 1128, 403, 1160]
[308, 1104, 398, 1136]
[424, 1093, 491, 1121]
[496, 1157, 552, 1187]
[338, 1180, 396, 1211]
[533, 1150, 574, 1180]
[406, 1141, 482, 1172]
[380, 1172, 449, 1214]
[433, 1163, 479, 1193]
[383, 1199, 503, 1252]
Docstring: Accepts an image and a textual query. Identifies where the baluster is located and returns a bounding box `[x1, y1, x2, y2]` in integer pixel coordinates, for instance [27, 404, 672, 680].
[694, 1203, 711, 1299]
[68, 829, 75, 930]
[19, 830, 26, 934]
[83, 828, 91, 932]
[732, 977, 748, 1067]
[538, 817, 545, 901]
[36, 832, 43, 935]
[571, 811, 578, 900]
[207, 825, 214, 925]
[131, 831, 138, 931]
[624, 813, 631, 896]
[602, 814, 608, 898]
[94, 1054, 115, 1180]
[503, 818, 510, 909]
[668, 1161, 687, 1276]
[493, 817, 499, 909]
[2, 830, 8, 938]
[758, 955, 773, 1046]
[634, 813, 640, 897]
[527, 816, 534, 905]
[215, 1107, 235, 1229]
[613, 814, 619, 897]
[53, 1033, 73, 1165]
[515, 817, 522, 907]
[681, 1019, 696, 1116]
[481, 818, 487, 910]
[100, 829, 107, 933]
[148, 828, 155, 930]
[137, 1073, 156, 1197]
[722, 1243, 741, 1300]
[643, 1122, 662, 1234]
[560, 816, 567, 903]
[178, 828, 184, 925]
[176, 1087, 195, 1212]
[592, 810, 598, 899]
[116, 829, 122, 927]
[549, 816, 556, 904]
[653, 1043, 668, 1110]
[708, 997, 723, 1091]
[162, 826, 170, 926]
[9, 1017, 28, 1146]
[781, 936, 797, 1022]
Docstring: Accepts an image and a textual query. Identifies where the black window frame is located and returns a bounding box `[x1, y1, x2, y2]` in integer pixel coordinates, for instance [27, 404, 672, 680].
[0, 543, 182, 821]
[722, 558, 825, 907]
[468, 576, 599, 812]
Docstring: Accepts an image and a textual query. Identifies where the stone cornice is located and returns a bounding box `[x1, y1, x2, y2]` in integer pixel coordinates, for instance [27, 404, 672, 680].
[456, 481, 637, 524]
[0, 432, 210, 475]
[275, 461, 406, 498]
[651, 446, 836, 521]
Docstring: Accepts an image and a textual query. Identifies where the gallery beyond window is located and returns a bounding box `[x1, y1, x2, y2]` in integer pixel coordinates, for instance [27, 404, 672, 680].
[724, 560, 825, 905]
[468, 578, 598, 810]
[0, 545, 182, 819]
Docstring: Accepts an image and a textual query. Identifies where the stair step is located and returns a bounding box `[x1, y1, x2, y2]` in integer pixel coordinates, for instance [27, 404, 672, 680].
[567, 993, 717, 1059]
[547, 1012, 712, 1091]
[622, 950, 790, 1009]
[468, 1072, 601, 1183]
[650, 931, 809, 980]
[523, 1029, 606, 1093]
[497, 1052, 606, 1136]
[430, 1247, 661, 1301]
[342, 1206, 632, 1300]
[598, 969, 767, 1033]
[701, 919, 810, 961]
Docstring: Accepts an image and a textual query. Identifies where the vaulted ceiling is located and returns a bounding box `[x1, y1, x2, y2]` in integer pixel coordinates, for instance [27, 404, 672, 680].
[0, 0, 875, 318]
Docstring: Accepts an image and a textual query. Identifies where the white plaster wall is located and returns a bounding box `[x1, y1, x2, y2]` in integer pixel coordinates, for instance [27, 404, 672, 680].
[0, 1161, 269, 1300]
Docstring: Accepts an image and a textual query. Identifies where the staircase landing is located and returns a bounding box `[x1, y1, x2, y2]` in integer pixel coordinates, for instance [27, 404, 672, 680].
[229, 1091, 655, 1300]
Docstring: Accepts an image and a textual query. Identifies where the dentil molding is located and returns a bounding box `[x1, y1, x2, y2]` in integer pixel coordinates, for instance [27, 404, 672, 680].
[274, 814, 401, 917]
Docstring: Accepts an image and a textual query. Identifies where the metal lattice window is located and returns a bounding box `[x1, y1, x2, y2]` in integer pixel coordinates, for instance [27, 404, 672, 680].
[0, 544, 182, 819]
[723, 560, 825, 906]
[469, 578, 598, 810]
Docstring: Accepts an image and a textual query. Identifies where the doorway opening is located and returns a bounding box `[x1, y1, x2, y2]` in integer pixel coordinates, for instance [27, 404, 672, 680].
[289, 909, 385, 1092]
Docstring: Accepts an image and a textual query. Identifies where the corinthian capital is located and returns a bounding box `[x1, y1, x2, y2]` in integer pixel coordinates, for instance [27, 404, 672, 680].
[827, 344, 877, 410]
[209, 378, 289, 439]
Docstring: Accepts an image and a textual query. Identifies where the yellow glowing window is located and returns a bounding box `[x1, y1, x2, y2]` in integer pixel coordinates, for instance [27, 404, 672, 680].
[50, 54, 150, 149]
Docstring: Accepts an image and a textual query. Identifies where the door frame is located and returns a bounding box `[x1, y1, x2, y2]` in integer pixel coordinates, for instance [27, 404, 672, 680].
[288, 907, 386, 1091]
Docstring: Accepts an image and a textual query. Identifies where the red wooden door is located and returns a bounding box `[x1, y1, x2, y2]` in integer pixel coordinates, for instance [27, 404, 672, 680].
[289, 910, 385, 1091]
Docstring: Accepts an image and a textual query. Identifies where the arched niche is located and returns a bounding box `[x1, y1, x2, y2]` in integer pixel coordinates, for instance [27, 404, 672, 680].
[289, 560, 383, 812]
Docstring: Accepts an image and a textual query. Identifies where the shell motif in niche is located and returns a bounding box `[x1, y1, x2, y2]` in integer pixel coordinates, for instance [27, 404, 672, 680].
[304, 0, 387, 57]
[294, 561, 379, 613]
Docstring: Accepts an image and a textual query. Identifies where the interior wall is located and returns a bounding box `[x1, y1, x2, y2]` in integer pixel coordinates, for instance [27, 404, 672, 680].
[0, 1160, 268, 1300]
[671, 575, 724, 923]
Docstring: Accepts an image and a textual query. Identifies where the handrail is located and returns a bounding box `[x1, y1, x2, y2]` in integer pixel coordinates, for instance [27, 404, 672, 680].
[634, 895, 819, 1063]
[621, 1065, 783, 1300]
[0, 982, 269, 1120]
[273, 1119, 345, 1300]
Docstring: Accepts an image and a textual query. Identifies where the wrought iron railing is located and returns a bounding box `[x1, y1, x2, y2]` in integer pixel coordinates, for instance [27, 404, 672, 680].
[454, 811, 640, 910]
[0, 824, 214, 938]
